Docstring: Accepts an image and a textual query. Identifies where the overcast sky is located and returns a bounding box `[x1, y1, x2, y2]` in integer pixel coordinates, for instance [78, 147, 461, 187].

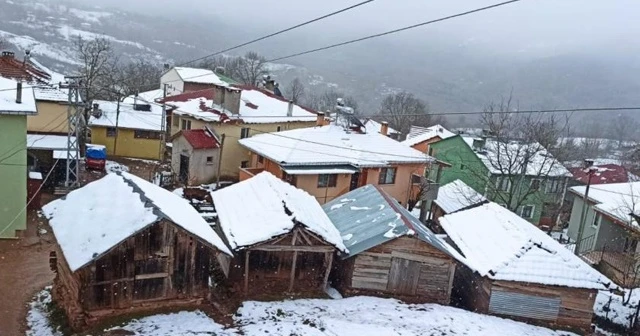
[89, 0, 639, 59]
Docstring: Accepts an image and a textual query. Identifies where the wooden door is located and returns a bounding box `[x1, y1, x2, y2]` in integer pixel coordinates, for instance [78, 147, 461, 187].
[387, 257, 421, 295]
[179, 154, 189, 184]
[350, 173, 361, 191]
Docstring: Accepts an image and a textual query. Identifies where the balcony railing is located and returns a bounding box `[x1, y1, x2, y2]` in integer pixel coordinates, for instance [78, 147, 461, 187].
[239, 167, 265, 181]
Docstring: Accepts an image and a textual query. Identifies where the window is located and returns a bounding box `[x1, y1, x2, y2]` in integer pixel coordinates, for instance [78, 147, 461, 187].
[460, 164, 466, 170]
[624, 237, 638, 253]
[206, 156, 214, 165]
[545, 179, 563, 194]
[530, 179, 541, 190]
[428, 147, 434, 156]
[134, 130, 162, 139]
[257, 155, 264, 164]
[276, 125, 282, 132]
[378, 167, 397, 185]
[592, 213, 601, 228]
[106, 127, 116, 137]
[496, 176, 511, 192]
[181, 119, 191, 130]
[282, 172, 297, 186]
[240, 127, 250, 139]
[520, 205, 535, 219]
[317, 174, 337, 188]
[240, 161, 249, 168]
[172, 116, 179, 127]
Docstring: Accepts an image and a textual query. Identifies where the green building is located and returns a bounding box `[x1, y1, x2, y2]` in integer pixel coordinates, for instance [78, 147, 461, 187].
[0, 77, 38, 238]
[428, 135, 571, 225]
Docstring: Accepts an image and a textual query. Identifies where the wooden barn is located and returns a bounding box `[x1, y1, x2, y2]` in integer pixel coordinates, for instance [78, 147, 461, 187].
[439, 202, 617, 333]
[323, 185, 463, 304]
[43, 172, 233, 330]
[427, 179, 486, 233]
[210, 171, 346, 296]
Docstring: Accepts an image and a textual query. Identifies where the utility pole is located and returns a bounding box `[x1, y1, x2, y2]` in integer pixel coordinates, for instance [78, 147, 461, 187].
[216, 134, 226, 188]
[574, 160, 596, 256]
[113, 96, 121, 156]
[60, 76, 83, 189]
[159, 84, 168, 161]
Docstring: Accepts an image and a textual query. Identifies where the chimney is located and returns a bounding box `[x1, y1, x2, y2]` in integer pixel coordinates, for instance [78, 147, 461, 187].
[287, 100, 294, 117]
[472, 137, 486, 150]
[23, 49, 31, 65]
[214, 66, 225, 75]
[380, 121, 389, 136]
[163, 63, 171, 71]
[92, 103, 100, 111]
[15, 82, 22, 104]
[316, 112, 325, 127]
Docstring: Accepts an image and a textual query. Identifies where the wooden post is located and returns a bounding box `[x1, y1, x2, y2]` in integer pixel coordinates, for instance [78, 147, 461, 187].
[289, 251, 298, 292]
[244, 251, 250, 294]
[322, 252, 333, 289]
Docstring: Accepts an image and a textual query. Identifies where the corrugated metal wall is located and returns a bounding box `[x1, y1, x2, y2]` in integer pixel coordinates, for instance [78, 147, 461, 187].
[489, 288, 560, 321]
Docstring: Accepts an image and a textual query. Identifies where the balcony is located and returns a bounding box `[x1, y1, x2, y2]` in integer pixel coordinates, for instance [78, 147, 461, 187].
[239, 167, 265, 181]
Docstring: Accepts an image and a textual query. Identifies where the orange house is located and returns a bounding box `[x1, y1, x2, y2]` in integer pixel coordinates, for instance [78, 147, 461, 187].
[238, 117, 433, 206]
[402, 124, 455, 154]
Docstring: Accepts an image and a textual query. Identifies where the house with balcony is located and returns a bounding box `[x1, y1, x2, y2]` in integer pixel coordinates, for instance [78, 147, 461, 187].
[567, 181, 640, 286]
[428, 134, 572, 225]
[163, 86, 318, 180]
[237, 118, 433, 205]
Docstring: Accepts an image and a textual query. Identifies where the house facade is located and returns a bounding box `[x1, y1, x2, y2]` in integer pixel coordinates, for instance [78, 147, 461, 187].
[428, 135, 571, 225]
[171, 129, 221, 185]
[402, 124, 455, 154]
[239, 121, 432, 206]
[0, 76, 38, 238]
[161, 66, 238, 97]
[89, 99, 165, 160]
[164, 87, 318, 180]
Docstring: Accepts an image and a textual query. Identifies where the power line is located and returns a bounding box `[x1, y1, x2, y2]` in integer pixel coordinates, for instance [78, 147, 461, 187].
[180, 0, 376, 67]
[266, 0, 523, 62]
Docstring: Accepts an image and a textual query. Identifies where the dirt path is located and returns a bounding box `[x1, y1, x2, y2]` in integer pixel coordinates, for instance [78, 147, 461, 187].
[0, 211, 55, 336]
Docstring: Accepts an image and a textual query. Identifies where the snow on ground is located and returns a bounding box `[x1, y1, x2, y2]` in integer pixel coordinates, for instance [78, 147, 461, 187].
[595, 288, 640, 330]
[26, 288, 62, 336]
[26, 293, 580, 336]
[105, 160, 129, 173]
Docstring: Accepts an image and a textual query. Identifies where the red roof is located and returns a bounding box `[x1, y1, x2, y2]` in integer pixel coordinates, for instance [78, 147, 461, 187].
[569, 164, 633, 185]
[177, 129, 220, 149]
[0, 52, 51, 83]
[160, 89, 215, 103]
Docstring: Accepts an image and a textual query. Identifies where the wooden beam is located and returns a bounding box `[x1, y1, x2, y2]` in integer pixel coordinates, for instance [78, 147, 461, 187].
[135, 272, 169, 280]
[297, 229, 314, 246]
[391, 251, 448, 265]
[322, 252, 333, 289]
[244, 251, 250, 294]
[289, 250, 298, 292]
[251, 245, 334, 252]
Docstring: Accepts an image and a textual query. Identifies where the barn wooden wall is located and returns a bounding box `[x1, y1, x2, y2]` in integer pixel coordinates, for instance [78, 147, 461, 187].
[335, 236, 456, 304]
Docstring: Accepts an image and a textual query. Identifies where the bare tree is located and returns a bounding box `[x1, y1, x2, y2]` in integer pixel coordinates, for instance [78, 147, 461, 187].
[196, 55, 241, 80]
[73, 36, 118, 103]
[235, 51, 268, 86]
[115, 60, 162, 97]
[306, 88, 359, 114]
[285, 78, 305, 104]
[378, 91, 433, 135]
[610, 114, 640, 148]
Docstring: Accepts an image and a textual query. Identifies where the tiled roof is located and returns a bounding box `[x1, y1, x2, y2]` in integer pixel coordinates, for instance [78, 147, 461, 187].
[569, 164, 634, 185]
[178, 129, 220, 149]
[33, 86, 68, 102]
[0, 53, 51, 83]
[403, 124, 455, 147]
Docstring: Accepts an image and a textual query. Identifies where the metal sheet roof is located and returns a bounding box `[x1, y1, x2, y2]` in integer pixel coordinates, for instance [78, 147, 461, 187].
[322, 184, 463, 260]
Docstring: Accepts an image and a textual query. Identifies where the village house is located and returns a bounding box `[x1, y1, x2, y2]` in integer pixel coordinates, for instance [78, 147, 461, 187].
[161, 66, 238, 97]
[402, 124, 455, 154]
[427, 179, 487, 233]
[43, 172, 233, 330]
[88, 98, 165, 160]
[238, 119, 432, 206]
[0, 76, 38, 239]
[324, 184, 462, 304]
[163, 87, 318, 179]
[565, 164, 639, 203]
[171, 128, 221, 185]
[428, 134, 572, 225]
[361, 118, 401, 140]
[567, 181, 640, 286]
[439, 202, 615, 332]
[210, 172, 346, 296]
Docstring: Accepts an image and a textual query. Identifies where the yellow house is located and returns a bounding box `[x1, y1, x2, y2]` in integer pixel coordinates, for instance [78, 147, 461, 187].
[29, 86, 70, 134]
[88, 98, 164, 160]
[238, 122, 432, 206]
[164, 87, 318, 180]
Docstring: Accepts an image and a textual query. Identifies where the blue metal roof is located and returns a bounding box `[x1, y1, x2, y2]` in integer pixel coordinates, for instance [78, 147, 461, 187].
[323, 184, 460, 260]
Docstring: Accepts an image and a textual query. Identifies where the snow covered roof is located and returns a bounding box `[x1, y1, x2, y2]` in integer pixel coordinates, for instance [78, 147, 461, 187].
[239, 124, 432, 168]
[571, 181, 640, 227]
[33, 85, 68, 102]
[43, 172, 232, 272]
[126, 89, 164, 104]
[27, 134, 74, 151]
[569, 164, 635, 185]
[461, 136, 572, 177]
[0, 76, 37, 115]
[173, 67, 234, 86]
[88, 99, 164, 131]
[323, 185, 463, 260]
[362, 119, 400, 135]
[403, 124, 455, 147]
[434, 179, 487, 214]
[211, 172, 346, 252]
[439, 202, 615, 290]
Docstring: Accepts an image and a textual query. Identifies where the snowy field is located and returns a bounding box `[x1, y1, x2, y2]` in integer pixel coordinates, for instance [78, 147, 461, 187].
[27, 289, 580, 336]
[595, 288, 640, 330]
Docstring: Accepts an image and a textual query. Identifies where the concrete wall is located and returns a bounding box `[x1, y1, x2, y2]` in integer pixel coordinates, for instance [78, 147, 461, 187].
[29, 101, 68, 134]
[91, 126, 163, 160]
[410, 137, 442, 155]
[0, 115, 27, 238]
[171, 136, 220, 185]
[365, 164, 426, 206]
[160, 69, 185, 97]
